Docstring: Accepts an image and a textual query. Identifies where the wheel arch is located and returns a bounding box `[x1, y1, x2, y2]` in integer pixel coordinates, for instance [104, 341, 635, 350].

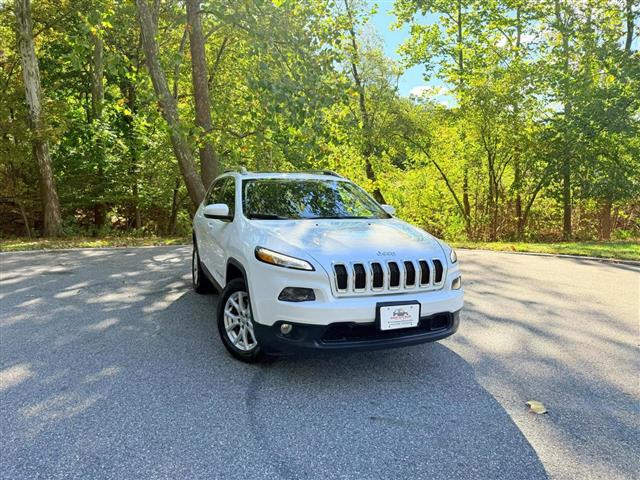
[226, 257, 247, 284]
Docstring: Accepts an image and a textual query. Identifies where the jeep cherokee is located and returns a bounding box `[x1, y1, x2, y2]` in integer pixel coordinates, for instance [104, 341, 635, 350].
[192, 170, 463, 362]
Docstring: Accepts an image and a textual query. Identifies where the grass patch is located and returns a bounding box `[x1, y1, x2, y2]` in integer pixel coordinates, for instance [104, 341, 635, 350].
[0, 236, 191, 253]
[451, 240, 640, 262]
[2, 236, 637, 262]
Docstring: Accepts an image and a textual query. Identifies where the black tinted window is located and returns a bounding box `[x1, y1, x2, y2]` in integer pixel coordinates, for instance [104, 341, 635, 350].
[205, 179, 224, 205]
[242, 179, 389, 220]
[220, 178, 235, 216]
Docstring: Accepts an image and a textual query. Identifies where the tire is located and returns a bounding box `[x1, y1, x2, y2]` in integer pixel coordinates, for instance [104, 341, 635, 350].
[192, 243, 213, 294]
[217, 278, 264, 363]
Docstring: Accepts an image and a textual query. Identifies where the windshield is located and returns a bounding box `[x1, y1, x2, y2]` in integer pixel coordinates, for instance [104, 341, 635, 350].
[242, 178, 391, 220]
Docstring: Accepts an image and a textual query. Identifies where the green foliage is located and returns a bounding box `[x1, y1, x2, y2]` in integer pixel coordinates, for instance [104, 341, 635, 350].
[0, 0, 638, 242]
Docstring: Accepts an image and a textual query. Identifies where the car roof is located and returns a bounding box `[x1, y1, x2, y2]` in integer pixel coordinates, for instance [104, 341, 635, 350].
[219, 171, 348, 182]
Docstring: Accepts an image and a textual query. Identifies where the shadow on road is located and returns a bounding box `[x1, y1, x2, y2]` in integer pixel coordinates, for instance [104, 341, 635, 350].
[1, 247, 551, 479]
[453, 252, 639, 480]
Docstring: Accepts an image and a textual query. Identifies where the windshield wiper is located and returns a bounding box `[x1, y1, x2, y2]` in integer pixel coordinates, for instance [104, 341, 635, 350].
[246, 213, 287, 220]
[310, 216, 373, 219]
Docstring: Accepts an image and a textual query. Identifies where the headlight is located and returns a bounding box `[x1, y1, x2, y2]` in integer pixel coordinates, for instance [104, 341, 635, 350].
[450, 248, 457, 264]
[255, 247, 314, 271]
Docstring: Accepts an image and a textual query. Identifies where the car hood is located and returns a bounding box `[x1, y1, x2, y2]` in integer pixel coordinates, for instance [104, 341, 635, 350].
[250, 218, 446, 266]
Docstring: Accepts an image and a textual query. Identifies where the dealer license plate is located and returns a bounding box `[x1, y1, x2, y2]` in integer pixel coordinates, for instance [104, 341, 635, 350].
[378, 303, 420, 331]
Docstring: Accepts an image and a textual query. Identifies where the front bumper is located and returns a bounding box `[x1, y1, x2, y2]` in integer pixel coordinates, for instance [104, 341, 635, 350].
[253, 310, 460, 355]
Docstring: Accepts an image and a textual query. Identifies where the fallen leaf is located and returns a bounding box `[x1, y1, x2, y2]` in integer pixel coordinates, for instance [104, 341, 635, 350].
[526, 400, 548, 414]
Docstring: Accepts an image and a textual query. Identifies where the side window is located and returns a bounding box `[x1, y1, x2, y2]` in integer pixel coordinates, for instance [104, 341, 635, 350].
[205, 179, 224, 205]
[220, 178, 236, 217]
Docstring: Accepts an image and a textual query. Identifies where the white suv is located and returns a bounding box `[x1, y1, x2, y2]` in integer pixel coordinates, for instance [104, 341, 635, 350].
[192, 170, 463, 362]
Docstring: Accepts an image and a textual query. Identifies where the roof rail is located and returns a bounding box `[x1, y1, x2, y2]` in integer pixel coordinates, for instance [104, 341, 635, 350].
[223, 167, 249, 175]
[298, 170, 342, 177]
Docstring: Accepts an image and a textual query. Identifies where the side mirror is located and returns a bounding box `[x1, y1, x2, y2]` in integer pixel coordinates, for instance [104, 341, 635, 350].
[203, 203, 231, 220]
[381, 204, 396, 216]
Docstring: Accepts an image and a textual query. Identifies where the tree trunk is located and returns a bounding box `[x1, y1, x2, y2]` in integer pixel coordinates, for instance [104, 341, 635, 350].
[462, 168, 471, 236]
[132, 175, 142, 229]
[513, 5, 524, 240]
[561, 159, 571, 240]
[14, 0, 63, 237]
[168, 177, 181, 235]
[186, 0, 218, 188]
[599, 200, 612, 241]
[91, 31, 106, 229]
[555, 0, 572, 240]
[136, 0, 205, 207]
[515, 193, 523, 239]
[625, 0, 634, 53]
[344, 0, 385, 204]
[91, 34, 104, 121]
[456, 0, 472, 238]
[119, 32, 143, 231]
[514, 153, 523, 239]
[17, 201, 31, 238]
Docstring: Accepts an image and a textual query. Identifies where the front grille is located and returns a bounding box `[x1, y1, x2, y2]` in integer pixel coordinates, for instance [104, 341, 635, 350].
[332, 258, 446, 296]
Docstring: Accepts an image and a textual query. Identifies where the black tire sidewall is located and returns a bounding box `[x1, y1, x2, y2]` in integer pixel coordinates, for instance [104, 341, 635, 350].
[192, 243, 212, 294]
[192, 247, 200, 290]
[217, 278, 263, 362]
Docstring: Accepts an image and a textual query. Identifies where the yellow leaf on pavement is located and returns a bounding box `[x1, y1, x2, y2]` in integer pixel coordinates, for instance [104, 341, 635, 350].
[526, 400, 548, 414]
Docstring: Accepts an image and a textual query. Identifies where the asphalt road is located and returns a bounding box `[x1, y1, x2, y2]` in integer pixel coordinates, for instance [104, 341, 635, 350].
[1, 247, 638, 480]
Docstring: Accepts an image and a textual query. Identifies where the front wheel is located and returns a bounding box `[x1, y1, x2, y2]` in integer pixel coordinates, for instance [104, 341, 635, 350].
[217, 279, 264, 363]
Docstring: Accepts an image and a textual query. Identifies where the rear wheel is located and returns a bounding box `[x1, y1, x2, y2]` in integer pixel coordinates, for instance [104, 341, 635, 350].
[217, 279, 264, 362]
[192, 244, 213, 294]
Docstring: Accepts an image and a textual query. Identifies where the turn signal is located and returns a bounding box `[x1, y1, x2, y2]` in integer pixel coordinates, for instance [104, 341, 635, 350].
[255, 247, 314, 271]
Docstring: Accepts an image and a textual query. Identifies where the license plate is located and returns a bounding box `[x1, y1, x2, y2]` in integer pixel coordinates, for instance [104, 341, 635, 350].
[378, 302, 420, 331]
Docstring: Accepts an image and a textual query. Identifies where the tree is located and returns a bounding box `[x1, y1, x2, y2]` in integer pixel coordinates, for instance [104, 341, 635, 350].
[552, 0, 575, 240]
[1, 0, 637, 242]
[186, 0, 218, 188]
[13, 0, 63, 236]
[341, 0, 386, 203]
[90, 6, 106, 228]
[135, 0, 205, 207]
[394, 0, 490, 237]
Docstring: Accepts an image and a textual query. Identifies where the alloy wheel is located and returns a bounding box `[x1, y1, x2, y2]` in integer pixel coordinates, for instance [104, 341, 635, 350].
[223, 291, 257, 351]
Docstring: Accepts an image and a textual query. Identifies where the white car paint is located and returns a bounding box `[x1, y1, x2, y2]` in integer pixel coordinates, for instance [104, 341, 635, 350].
[193, 171, 463, 328]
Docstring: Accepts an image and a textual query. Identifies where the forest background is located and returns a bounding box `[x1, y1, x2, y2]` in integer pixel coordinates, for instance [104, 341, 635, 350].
[1, 0, 638, 256]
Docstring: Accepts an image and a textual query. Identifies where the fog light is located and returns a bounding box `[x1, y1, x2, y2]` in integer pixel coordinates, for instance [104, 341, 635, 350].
[451, 276, 462, 290]
[278, 287, 316, 302]
[280, 323, 293, 335]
